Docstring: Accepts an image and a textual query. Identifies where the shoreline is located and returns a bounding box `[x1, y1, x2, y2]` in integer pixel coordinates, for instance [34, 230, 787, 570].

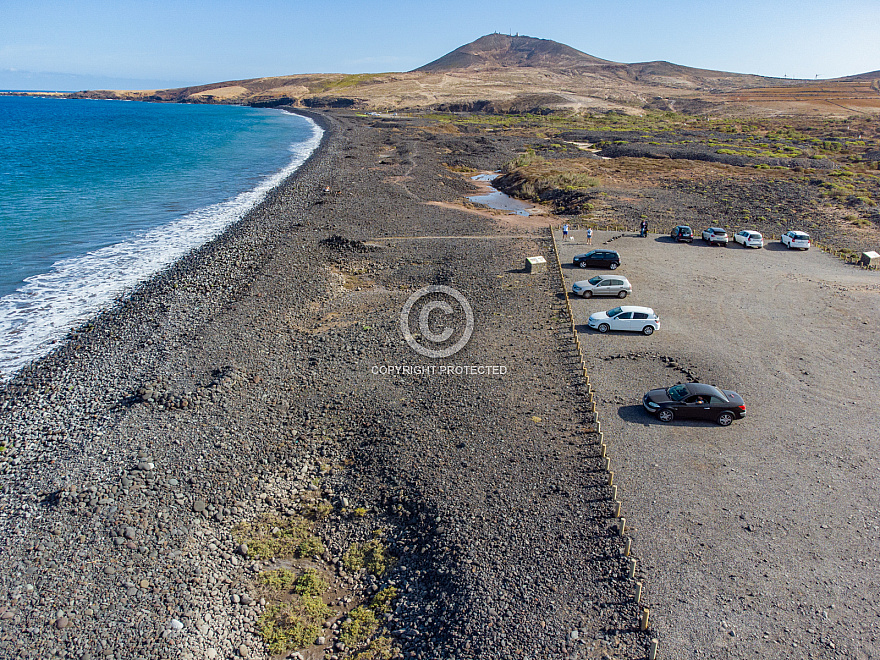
[1, 107, 331, 390]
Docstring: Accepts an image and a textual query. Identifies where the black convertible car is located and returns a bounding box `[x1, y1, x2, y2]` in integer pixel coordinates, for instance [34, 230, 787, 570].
[643, 382, 746, 426]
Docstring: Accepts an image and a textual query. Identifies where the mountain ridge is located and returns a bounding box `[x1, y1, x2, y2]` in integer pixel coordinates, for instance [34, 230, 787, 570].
[22, 34, 880, 117]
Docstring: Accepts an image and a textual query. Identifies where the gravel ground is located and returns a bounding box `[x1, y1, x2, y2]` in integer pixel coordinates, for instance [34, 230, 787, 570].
[0, 112, 654, 660]
[558, 229, 880, 659]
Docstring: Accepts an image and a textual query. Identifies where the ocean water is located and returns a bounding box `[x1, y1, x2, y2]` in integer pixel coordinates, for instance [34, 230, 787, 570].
[0, 96, 322, 379]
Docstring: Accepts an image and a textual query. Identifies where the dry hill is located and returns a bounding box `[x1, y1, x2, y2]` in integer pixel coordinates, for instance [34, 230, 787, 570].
[57, 34, 880, 117]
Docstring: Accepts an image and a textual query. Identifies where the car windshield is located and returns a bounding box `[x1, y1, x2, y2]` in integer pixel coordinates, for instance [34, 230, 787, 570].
[667, 384, 689, 401]
[588, 276, 603, 285]
[606, 307, 623, 317]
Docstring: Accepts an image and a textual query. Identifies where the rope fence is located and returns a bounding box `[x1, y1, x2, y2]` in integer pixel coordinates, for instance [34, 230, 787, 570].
[548, 225, 659, 658]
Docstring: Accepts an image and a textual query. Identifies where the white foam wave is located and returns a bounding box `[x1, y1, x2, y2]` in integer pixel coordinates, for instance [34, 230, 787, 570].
[0, 117, 323, 380]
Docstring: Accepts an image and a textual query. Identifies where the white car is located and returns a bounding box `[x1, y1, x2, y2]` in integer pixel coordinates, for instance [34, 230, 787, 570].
[587, 305, 659, 335]
[781, 231, 811, 250]
[701, 227, 729, 245]
[572, 275, 632, 298]
[734, 230, 764, 248]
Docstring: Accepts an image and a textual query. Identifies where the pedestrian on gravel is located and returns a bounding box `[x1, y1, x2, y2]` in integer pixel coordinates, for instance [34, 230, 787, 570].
[562, 223, 569, 241]
[586, 227, 593, 245]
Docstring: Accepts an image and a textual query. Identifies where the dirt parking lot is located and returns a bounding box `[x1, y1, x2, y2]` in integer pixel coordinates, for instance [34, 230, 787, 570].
[559, 229, 880, 659]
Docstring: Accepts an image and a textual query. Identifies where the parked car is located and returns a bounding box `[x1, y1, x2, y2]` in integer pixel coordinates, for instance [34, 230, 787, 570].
[572, 275, 632, 298]
[734, 230, 764, 248]
[670, 225, 694, 242]
[587, 305, 659, 335]
[643, 382, 746, 426]
[781, 230, 811, 250]
[573, 249, 620, 269]
[701, 227, 729, 245]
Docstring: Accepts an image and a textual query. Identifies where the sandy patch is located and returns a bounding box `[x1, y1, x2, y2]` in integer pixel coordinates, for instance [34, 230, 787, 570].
[189, 86, 250, 100]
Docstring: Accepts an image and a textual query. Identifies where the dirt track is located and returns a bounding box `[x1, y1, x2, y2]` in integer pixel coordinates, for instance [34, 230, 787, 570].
[559, 230, 880, 659]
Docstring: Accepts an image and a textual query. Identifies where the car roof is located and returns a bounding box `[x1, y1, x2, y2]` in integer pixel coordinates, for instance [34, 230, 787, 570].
[684, 382, 724, 396]
[789, 230, 809, 236]
[575, 275, 630, 283]
[707, 227, 726, 231]
[616, 305, 654, 314]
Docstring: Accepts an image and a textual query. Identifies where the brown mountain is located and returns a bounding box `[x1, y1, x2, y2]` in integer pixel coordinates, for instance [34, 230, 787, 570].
[54, 34, 880, 117]
[414, 33, 615, 71]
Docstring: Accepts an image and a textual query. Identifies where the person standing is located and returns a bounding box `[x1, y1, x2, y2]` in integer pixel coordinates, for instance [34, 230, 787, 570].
[586, 227, 593, 245]
[562, 223, 569, 241]
[640, 219, 648, 237]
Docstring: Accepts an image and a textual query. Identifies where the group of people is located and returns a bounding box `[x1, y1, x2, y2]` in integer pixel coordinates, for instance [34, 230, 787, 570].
[562, 223, 592, 244]
[562, 221, 649, 242]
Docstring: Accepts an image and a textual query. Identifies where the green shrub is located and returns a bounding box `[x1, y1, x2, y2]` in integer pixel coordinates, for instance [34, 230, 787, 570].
[340, 606, 379, 647]
[297, 535, 325, 558]
[371, 586, 399, 613]
[352, 636, 394, 660]
[258, 596, 334, 655]
[234, 515, 317, 560]
[258, 568, 297, 591]
[294, 569, 329, 597]
[342, 539, 393, 576]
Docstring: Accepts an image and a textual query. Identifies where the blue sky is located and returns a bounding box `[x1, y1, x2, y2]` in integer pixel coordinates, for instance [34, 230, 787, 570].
[3, 0, 878, 90]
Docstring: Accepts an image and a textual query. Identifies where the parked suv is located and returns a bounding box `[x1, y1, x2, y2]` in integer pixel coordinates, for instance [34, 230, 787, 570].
[671, 225, 693, 242]
[701, 227, 729, 245]
[572, 249, 620, 269]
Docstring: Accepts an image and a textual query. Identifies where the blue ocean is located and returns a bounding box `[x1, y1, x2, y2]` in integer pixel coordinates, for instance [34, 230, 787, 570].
[0, 96, 322, 379]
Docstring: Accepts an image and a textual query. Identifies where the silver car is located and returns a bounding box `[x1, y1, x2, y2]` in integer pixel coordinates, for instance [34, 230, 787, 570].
[572, 275, 632, 298]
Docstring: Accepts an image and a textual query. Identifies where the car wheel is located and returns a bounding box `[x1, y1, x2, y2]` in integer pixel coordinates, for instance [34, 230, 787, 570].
[609, 262, 619, 270]
[642, 325, 654, 335]
[579, 262, 588, 269]
[717, 411, 735, 426]
[598, 323, 610, 333]
[617, 290, 627, 299]
[658, 409, 674, 423]
[582, 290, 592, 298]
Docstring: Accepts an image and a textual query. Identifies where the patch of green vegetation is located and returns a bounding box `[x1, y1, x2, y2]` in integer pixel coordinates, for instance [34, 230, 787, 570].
[340, 606, 379, 648]
[850, 216, 872, 228]
[258, 568, 298, 591]
[342, 538, 393, 576]
[310, 73, 389, 93]
[294, 569, 329, 597]
[302, 500, 333, 520]
[370, 586, 399, 614]
[354, 506, 368, 517]
[233, 515, 324, 560]
[504, 148, 543, 169]
[297, 535, 326, 558]
[352, 636, 395, 660]
[445, 164, 477, 173]
[258, 596, 334, 655]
